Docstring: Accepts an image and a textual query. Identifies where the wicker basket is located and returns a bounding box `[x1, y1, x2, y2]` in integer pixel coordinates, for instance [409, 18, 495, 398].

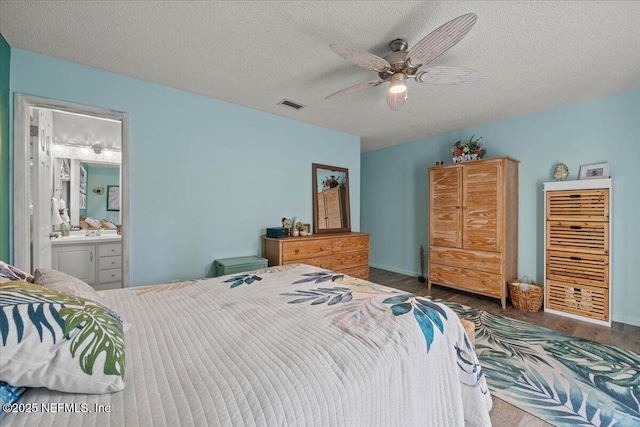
[508, 276, 544, 312]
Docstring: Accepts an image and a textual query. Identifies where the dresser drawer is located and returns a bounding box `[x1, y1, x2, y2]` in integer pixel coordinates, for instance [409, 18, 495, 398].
[341, 265, 369, 280]
[332, 235, 369, 253]
[547, 189, 609, 221]
[546, 280, 608, 321]
[332, 250, 368, 270]
[429, 264, 503, 297]
[429, 246, 502, 274]
[282, 239, 332, 261]
[99, 255, 122, 270]
[547, 221, 608, 254]
[99, 268, 122, 284]
[99, 243, 122, 257]
[284, 255, 332, 270]
[546, 250, 608, 288]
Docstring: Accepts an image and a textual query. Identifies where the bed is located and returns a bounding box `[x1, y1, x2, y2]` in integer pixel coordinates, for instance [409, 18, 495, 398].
[1, 263, 492, 426]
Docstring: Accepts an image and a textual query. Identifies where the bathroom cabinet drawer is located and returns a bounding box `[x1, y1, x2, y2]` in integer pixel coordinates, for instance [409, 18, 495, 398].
[99, 255, 122, 270]
[99, 268, 122, 284]
[99, 243, 122, 257]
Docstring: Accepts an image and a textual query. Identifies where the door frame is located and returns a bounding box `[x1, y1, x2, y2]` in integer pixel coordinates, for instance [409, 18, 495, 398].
[13, 94, 131, 287]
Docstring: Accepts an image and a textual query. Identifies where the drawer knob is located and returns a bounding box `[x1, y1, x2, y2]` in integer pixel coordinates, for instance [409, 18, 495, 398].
[295, 249, 299, 254]
[570, 225, 582, 230]
[569, 194, 581, 198]
[570, 256, 582, 261]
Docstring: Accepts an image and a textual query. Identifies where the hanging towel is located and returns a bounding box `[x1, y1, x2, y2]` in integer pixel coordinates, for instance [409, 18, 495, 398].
[51, 197, 63, 225]
[59, 199, 70, 223]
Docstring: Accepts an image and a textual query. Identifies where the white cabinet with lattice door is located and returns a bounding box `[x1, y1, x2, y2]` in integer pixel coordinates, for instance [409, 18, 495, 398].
[543, 179, 612, 326]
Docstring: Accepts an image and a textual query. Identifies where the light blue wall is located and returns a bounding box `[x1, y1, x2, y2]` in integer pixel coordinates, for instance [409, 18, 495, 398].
[85, 165, 120, 224]
[362, 89, 640, 327]
[10, 49, 360, 286]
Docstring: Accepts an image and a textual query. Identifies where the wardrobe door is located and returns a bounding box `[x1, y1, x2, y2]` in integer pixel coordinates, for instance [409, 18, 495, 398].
[462, 160, 502, 252]
[429, 167, 462, 248]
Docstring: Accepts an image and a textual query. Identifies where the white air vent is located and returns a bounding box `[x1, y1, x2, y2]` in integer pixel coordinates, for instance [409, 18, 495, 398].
[277, 99, 306, 111]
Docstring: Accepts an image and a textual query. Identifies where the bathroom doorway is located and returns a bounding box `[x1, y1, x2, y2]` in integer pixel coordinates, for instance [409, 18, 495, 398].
[13, 94, 130, 287]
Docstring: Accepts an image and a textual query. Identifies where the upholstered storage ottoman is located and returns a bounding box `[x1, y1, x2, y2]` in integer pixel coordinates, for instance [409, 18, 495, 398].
[214, 256, 268, 277]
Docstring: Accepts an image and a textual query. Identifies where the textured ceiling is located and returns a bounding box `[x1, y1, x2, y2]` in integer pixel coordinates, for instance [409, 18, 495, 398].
[2, 1, 640, 152]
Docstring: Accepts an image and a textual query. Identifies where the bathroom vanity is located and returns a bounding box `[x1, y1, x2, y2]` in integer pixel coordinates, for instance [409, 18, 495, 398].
[51, 231, 122, 290]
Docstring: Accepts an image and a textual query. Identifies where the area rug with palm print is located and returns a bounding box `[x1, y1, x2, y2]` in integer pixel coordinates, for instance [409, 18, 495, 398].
[441, 301, 640, 427]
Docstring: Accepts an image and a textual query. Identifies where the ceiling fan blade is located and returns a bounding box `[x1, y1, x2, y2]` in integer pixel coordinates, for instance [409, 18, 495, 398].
[415, 66, 483, 85]
[406, 13, 477, 68]
[325, 80, 384, 100]
[330, 44, 391, 72]
[386, 88, 407, 111]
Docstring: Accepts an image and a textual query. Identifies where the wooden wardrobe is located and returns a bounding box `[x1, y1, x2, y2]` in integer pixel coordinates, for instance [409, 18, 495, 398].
[428, 157, 519, 308]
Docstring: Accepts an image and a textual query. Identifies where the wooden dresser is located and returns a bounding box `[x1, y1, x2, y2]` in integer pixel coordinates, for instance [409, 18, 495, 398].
[428, 157, 519, 308]
[543, 179, 612, 326]
[262, 232, 369, 280]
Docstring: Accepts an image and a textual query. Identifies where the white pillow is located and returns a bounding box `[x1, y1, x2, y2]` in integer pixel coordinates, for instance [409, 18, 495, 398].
[0, 281, 125, 394]
[34, 268, 107, 306]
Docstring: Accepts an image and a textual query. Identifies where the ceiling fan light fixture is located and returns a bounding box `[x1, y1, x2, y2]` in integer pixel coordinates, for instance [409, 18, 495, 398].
[386, 87, 407, 111]
[388, 73, 407, 94]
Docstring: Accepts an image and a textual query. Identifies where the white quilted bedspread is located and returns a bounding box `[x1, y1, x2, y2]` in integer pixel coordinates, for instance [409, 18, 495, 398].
[2, 264, 492, 426]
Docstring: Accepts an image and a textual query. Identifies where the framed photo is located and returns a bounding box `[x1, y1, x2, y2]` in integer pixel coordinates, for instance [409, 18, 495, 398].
[107, 185, 120, 211]
[579, 162, 609, 180]
[302, 223, 310, 233]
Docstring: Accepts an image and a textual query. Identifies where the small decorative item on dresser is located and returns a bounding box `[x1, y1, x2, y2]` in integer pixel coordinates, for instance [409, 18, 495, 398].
[282, 218, 292, 229]
[508, 276, 544, 312]
[579, 162, 609, 180]
[266, 227, 289, 238]
[452, 134, 486, 163]
[553, 163, 569, 180]
[299, 223, 311, 236]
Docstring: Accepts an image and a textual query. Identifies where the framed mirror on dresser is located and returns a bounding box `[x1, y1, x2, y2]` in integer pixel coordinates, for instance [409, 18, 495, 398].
[312, 163, 351, 234]
[262, 163, 369, 280]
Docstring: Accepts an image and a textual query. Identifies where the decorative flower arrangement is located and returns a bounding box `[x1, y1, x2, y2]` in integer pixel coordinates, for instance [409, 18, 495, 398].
[452, 135, 486, 163]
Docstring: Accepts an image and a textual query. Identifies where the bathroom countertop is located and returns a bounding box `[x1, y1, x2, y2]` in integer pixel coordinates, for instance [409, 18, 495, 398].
[51, 233, 121, 245]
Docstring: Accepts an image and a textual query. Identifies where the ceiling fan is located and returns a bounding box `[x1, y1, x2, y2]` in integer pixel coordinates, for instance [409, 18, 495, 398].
[325, 13, 482, 111]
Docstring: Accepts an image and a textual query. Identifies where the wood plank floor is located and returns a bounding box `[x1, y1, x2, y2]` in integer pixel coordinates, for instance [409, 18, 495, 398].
[368, 268, 640, 427]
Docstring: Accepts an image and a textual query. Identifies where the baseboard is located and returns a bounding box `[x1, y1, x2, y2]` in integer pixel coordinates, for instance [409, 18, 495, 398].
[369, 262, 420, 278]
[612, 314, 640, 328]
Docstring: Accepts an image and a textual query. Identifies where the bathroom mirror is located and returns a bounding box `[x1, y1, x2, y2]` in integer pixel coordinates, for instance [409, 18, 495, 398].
[54, 159, 120, 226]
[312, 163, 351, 234]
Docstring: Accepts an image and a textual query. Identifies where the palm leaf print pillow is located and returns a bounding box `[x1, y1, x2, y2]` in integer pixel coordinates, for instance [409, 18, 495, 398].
[0, 281, 125, 393]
